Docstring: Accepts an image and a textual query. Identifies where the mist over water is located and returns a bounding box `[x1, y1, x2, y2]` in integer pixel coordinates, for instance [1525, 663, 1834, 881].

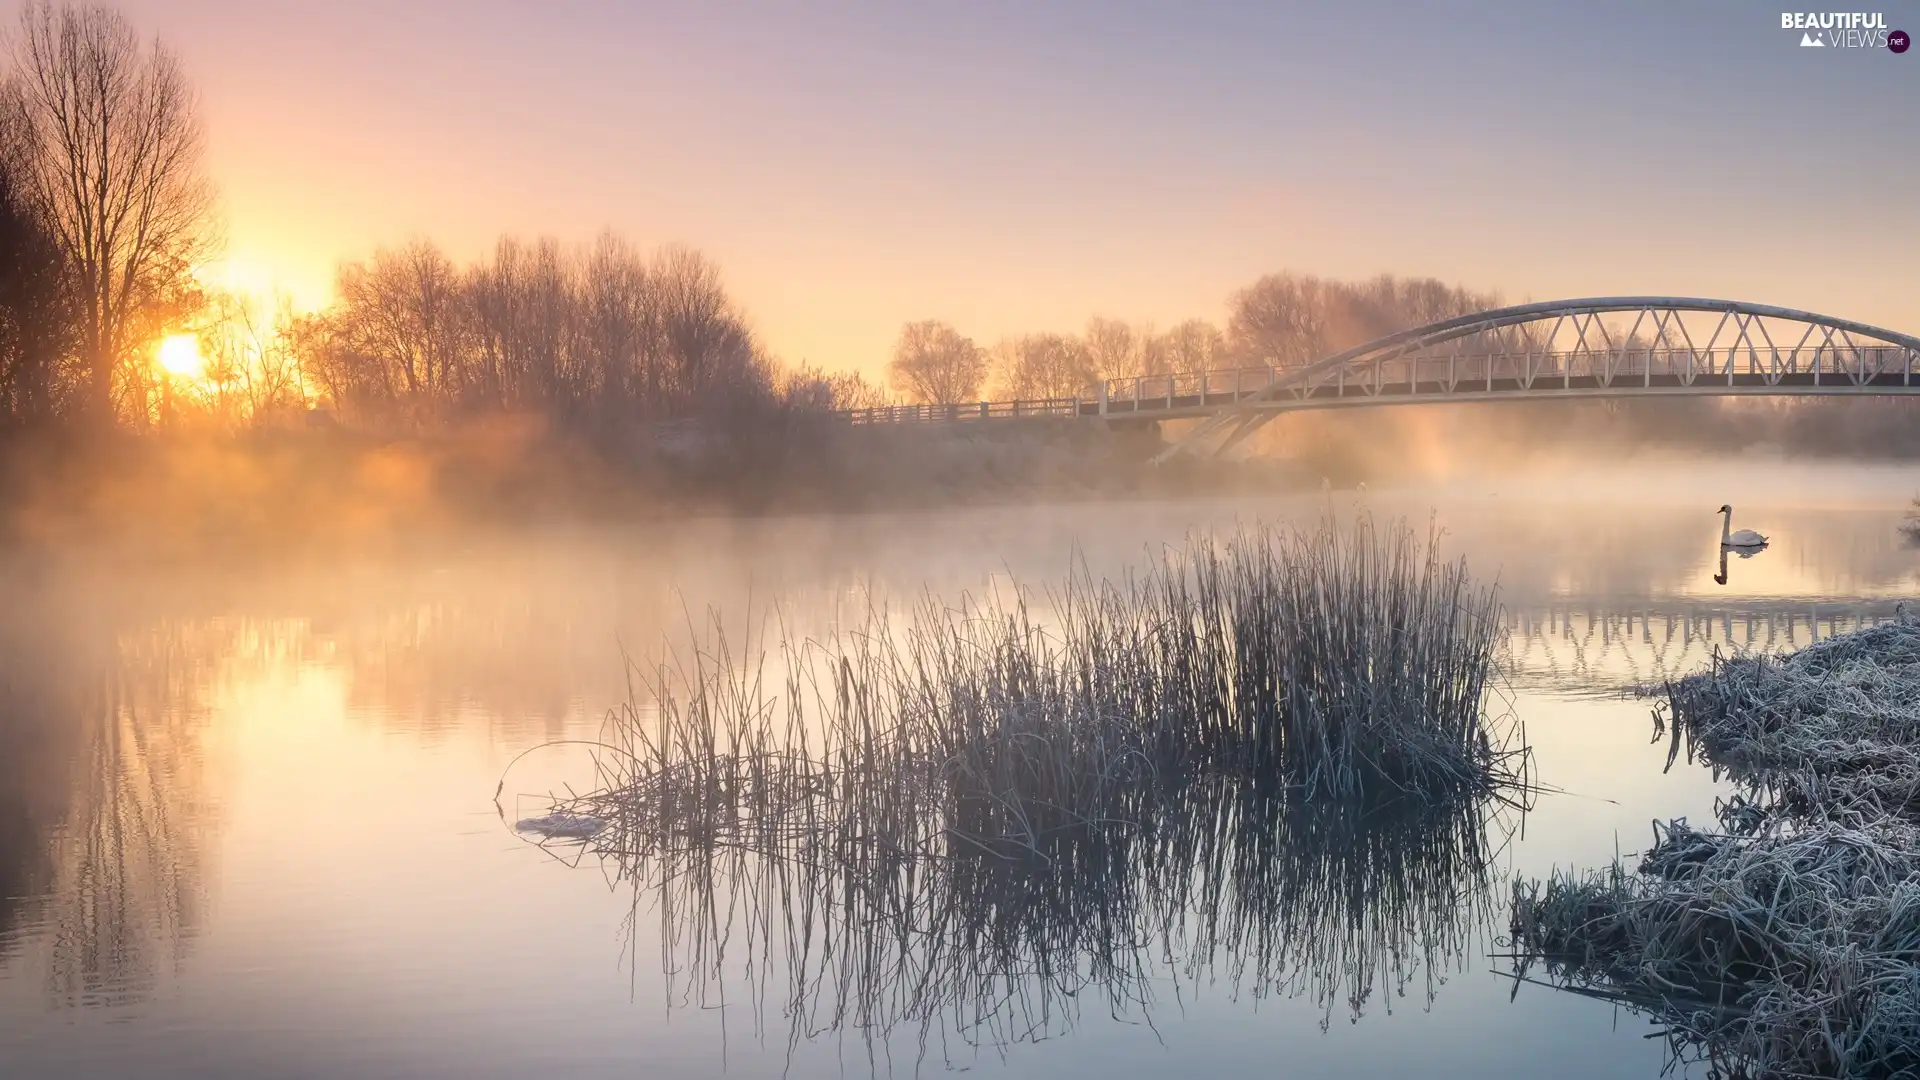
[0, 461, 1916, 1079]
[0, 0, 1908, 1072]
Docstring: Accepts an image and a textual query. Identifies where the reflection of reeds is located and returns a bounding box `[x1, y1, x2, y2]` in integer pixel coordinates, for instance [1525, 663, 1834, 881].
[590, 776, 1515, 1064]
[522, 516, 1527, 1064]
[1510, 613, 1920, 1079]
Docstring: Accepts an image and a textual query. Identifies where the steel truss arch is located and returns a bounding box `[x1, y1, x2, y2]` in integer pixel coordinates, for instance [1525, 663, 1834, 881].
[1153, 297, 1920, 462]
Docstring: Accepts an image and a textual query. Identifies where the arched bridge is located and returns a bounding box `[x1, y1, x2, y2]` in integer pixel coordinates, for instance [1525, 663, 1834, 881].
[833, 297, 1920, 459]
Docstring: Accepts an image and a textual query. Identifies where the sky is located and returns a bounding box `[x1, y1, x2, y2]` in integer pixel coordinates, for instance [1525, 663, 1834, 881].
[88, 0, 1920, 378]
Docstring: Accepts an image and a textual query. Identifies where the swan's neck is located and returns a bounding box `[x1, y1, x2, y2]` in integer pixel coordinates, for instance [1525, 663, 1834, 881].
[1721, 509, 1732, 542]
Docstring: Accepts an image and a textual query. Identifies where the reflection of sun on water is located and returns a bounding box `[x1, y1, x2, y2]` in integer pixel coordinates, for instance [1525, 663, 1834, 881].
[156, 334, 203, 379]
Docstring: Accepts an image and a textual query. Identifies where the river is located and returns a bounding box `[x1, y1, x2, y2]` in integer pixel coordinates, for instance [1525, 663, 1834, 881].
[2, 461, 1916, 1079]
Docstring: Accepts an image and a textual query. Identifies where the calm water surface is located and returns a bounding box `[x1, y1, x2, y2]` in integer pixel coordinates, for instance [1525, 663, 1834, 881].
[3, 464, 1918, 1079]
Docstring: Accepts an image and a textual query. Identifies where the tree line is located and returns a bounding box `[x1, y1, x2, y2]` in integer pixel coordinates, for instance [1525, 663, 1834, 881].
[294, 234, 887, 430]
[886, 273, 1505, 405]
[0, 2, 888, 435]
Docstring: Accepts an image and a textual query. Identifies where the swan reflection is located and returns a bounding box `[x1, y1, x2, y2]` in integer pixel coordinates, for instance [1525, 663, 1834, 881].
[1712, 542, 1768, 587]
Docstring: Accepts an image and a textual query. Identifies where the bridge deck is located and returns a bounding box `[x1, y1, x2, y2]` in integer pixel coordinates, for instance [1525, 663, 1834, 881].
[837, 347, 1920, 427]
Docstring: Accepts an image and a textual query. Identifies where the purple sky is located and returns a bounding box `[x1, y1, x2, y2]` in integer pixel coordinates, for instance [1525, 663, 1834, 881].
[99, 0, 1920, 375]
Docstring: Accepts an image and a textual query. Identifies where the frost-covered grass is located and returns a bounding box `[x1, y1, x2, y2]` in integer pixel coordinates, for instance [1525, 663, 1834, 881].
[1511, 612, 1920, 1079]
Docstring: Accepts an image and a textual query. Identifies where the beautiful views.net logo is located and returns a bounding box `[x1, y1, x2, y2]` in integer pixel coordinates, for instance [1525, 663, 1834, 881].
[1780, 11, 1908, 49]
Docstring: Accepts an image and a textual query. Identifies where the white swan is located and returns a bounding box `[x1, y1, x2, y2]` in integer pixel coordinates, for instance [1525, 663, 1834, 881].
[1718, 504, 1768, 548]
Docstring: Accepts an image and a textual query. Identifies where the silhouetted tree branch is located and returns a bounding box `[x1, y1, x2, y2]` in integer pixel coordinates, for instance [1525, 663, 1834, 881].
[2, 2, 216, 425]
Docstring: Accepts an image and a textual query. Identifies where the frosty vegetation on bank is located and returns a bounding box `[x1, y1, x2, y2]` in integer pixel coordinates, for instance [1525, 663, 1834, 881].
[1510, 611, 1920, 1079]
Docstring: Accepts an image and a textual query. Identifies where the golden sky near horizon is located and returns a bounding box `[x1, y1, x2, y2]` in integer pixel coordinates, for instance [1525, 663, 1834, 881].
[103, 1, 1919, 379]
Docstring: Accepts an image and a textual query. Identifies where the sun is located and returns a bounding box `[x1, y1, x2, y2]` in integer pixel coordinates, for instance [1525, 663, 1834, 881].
[157, 334, 204, 378]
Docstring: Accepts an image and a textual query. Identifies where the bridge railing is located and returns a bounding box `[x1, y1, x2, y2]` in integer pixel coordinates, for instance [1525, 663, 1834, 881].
[836, 397, 1085, 425]
[1093, 366, 1282, 412]
[834, 368, 1293, 426]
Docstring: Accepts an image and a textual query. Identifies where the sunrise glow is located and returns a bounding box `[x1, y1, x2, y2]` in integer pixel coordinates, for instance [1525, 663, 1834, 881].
[156, 334, 204, 379]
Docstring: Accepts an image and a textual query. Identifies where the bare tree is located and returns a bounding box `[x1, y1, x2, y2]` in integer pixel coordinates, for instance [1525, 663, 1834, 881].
[469, 235, 584, 415]
[285, 310, 371, 421]
[246, 294, 307, 419]
[1082, 316, 1142, 382]
[1227, 272, 1503, 369]
[887, 320, 985, 405]
[193, 289, 304, 426]
[296, 234, 782, 428]
[3, 3, 217, 423]
[1345, 274, 1485, 343]
[783, 362, 888, 411]
[652, 245, 762, 413]
[577, 232, 657, 421]
[1156, 319, 1226, 376]
[1227, 273, 1337, 368]
[995, 333, 1094, 399]
[330, 239, 468, 425]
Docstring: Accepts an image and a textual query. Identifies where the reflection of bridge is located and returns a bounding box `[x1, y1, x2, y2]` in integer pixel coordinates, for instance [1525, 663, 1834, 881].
[832, 298, 1920, 458]
[1500, 598, 1905, 692]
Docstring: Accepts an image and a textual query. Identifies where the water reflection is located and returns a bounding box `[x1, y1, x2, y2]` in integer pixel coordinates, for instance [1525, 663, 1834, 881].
[0, 598, 70, 961]
[1502, 599, 1903, 693]
[561, 778, 1519, 1068]
[0, 593, 216, 1009]
[1710, 541, 1770, 588]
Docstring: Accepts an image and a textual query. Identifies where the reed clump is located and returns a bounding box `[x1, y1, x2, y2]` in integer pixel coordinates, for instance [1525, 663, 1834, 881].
[1510, 609, 1920, 1079]
[561, 514, 1518, 862]
[514, 514, 1527, 1063]
[1142, 516, 1512, 798]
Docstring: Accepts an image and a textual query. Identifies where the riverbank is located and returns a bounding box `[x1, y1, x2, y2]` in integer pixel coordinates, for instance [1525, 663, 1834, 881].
[1510, 613, 1920, 1078]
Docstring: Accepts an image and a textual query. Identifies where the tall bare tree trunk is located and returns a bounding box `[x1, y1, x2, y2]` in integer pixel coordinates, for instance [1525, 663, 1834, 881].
[3, 2, 216, 428]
